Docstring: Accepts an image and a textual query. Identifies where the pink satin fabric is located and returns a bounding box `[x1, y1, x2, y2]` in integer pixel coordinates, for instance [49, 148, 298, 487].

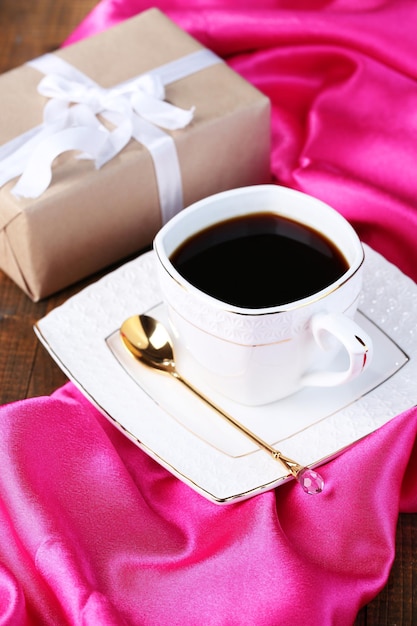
[0, 384, 415, 625]
[1, 1, 417, 624]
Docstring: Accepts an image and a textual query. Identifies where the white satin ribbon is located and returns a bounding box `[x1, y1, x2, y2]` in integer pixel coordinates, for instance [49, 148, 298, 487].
[0, 49, 221, 223]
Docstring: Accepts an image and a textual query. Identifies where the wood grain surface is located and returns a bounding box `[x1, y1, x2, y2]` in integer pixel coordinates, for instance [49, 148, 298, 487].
[0, 2, 415, 624]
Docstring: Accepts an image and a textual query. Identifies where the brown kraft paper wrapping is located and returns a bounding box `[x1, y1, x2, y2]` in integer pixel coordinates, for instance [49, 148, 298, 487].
[0, 8, 271, 301]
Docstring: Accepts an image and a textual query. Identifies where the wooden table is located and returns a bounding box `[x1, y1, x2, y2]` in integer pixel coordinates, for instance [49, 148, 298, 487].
[0, 2, 415, 624]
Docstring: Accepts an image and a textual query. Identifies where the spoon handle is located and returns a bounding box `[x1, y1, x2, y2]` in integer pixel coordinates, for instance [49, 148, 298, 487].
[172, 371, 324, 495]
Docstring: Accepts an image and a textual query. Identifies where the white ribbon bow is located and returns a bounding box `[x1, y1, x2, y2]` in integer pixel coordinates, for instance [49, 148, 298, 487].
[0, 49, 221, 221]
[39, 71, 195, 131]
[0, 61, 195, 202]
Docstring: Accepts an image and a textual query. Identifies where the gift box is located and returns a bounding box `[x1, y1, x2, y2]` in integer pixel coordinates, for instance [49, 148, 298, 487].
[0, 9, 270, 301]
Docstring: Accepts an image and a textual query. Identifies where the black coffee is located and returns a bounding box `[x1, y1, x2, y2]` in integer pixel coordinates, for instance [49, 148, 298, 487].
[170, 213, 349, 308]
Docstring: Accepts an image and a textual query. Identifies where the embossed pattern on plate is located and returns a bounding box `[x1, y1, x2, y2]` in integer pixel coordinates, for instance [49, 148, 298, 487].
[35, 245, 417, 504]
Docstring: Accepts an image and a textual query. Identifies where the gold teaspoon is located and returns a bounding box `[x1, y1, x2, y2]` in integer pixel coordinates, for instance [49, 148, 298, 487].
[120, 314, 324, 495]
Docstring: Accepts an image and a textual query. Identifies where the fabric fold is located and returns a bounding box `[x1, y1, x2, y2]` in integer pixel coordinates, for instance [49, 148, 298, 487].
[0, 383, 415, 625]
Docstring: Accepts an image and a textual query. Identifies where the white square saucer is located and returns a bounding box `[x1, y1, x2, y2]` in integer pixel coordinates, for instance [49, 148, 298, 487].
[35, 245, 416, 504]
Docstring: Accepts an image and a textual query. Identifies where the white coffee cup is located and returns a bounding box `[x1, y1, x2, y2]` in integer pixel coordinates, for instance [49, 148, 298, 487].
[153, 184, 372, 406]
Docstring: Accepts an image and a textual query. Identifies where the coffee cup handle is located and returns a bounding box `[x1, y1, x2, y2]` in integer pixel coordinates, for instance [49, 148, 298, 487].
[301, 312, 373, 388]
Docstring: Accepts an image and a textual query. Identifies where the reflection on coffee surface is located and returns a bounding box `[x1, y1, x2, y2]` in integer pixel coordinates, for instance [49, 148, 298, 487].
[170, 213, 349, 308]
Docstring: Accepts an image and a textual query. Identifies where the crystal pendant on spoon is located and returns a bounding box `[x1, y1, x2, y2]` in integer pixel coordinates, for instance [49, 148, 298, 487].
[296, 468, 325, 495]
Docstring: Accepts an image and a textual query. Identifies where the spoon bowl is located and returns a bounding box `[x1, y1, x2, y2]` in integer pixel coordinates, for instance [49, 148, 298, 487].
[121, 314, 176, 374]
[120, 314, 325, 495]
